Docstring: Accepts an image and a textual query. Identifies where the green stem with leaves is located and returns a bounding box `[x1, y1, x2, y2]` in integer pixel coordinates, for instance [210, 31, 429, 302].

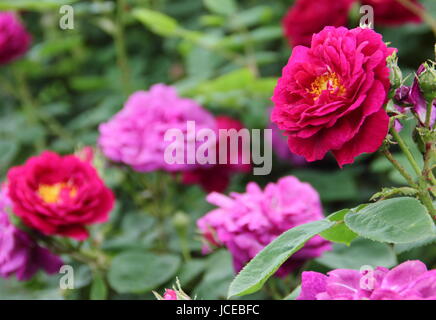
[381, 146, 418, 188]
[389, 127, 435, 216]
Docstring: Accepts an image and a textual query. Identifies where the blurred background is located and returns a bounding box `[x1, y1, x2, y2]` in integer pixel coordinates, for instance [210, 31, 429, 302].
[0, 0, 435, 299]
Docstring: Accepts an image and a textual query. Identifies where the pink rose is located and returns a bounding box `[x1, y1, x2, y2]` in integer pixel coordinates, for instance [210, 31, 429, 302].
[0, 12, 31, 65]
[198, 176, 330, 276]
[298, 260, 436, 300]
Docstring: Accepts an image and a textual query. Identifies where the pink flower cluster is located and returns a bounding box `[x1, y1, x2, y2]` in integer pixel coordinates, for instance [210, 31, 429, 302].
[99, 84, 216, 172]
[0, 12, 31, 65]
[198, 176, 330, 276]
[0, 188, 62, 281]
[298, 260, 436, 300]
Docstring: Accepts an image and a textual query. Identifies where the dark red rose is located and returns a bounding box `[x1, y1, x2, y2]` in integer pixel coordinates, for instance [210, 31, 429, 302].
[362, 0, 422, 25]
[182, 116, 251, 193]
[283, 0, 355, 47]
[7, 151, 115, 240]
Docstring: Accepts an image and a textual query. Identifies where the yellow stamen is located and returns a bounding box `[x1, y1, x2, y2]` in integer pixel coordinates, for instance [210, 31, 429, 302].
[38, 182, 77, 204]
[308, 72, 346, 100]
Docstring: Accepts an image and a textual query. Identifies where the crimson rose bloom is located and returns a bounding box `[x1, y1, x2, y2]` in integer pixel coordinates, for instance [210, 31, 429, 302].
[282, 0, 354, 47]
[0, 12, 31, 65]
[362, 0, 422, 25]
[7, 151, 114, 241]
[272, 27, 393, 167]
[182, 116, 252, 193]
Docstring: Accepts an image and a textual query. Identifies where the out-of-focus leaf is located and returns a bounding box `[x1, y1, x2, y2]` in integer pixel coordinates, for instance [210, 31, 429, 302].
[293, 169, 358, 202]
[30, 36, 82, 60]
[194, 250, 234, 300]
[394, 234, 436, 254]
[177, 259, 206, 286]
[284, 286, 301, 300]
[0, 0, 78, 10]
[203, 0, 237, 16]
[70, 76, 108, 91]
[316, 238, 398, 269]
[90, 274, 108, 300]
[0, 141, 18, 172]
[132, 8, 179, 37]
[108, 252, 181, 293]
[228, 5, 274, 30]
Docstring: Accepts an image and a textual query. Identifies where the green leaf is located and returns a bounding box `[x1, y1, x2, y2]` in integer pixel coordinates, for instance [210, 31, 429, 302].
[177, 259, 206, 286]
[227, 220, 334, 298]
[0, 141, 18, 173]
[203, 0, 237, 16]
[394, 233, 436, 254]
[344, 197, 435, 244]
[194, 250, 235, 300]
[0, 0, 77, 10]
[316, 238, 397, 269]
[108, 252, 181, 293]
[283, 286, 301, 300]
[293, 169, 358, 202]
[132, 8, 179, 37]
[90, 274, 108, 300]
[320, 209, 358, 245]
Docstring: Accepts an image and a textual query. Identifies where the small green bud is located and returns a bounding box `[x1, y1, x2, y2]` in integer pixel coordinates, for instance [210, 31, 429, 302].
[387, 52, 402, 90]
[418, 62, 436, 101]
[172, 211, 190, 233]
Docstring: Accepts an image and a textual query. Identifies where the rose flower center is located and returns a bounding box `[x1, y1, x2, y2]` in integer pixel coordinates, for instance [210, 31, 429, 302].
[308, 72, 346, 100]
[37, 182, 77, 204]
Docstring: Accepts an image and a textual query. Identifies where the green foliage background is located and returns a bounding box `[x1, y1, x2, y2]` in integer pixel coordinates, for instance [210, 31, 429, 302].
[0, 0, 435, 300]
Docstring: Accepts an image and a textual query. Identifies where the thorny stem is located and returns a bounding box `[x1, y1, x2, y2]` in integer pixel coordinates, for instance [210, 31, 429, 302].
[389, 127, 436, 216]
[381, 147, 418, 188]
[390, 126, 422, 176]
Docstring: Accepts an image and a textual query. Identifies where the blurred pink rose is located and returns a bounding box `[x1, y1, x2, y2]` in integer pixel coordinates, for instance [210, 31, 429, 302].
[198, 176, 330, 276]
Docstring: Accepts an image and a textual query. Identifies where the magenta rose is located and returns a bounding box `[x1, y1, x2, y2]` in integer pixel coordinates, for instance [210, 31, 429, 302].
[272, 27, 394, 167]
[7, 151, 115, 241]
[0, 12, 31, 65]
